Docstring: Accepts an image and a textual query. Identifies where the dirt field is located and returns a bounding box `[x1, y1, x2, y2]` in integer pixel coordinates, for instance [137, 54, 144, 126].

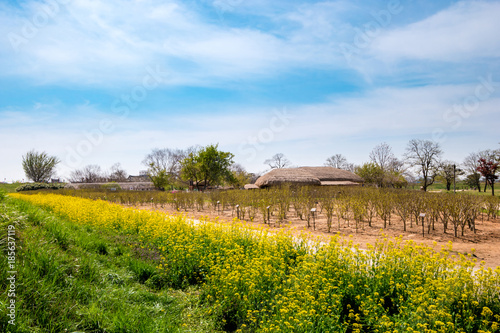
[132, 203, 500, 269]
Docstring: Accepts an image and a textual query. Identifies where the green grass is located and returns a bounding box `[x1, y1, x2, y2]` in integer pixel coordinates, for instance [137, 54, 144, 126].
[459, 189, 500, 196]
[0, 183, 24, 193]
[0, 197, 218, 332]
[409, 181, 500, 193]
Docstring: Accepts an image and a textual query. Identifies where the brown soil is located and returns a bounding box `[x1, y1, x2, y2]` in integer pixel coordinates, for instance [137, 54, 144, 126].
[129, 203, 500, 269]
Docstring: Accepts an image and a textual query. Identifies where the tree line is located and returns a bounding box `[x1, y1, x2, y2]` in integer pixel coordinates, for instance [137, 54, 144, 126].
[325, 139, 499, 195]
[19, 139, 500, 195]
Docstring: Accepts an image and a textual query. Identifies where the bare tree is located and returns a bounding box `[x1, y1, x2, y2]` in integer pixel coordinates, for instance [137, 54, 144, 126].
[108, 163, 128, 182]
[344, 163, 356, 173]
[325, 154, 350, 169]
[463, 152, 482, 191]
[367, 143, 409, 187]
[70, 165, 104, 183]
[143, 148, 184, 174]
[404, 139, 443, 191]
[143, 147, 194, 190]
[264, 153, 291, 169]
[22, 150, 60, 183]
[388, 158, 405, 173]
[369, 143, 396, 171]
[249, 172, 261, 184]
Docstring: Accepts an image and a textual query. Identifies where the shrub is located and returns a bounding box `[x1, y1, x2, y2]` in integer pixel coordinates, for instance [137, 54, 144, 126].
[101, 182, 122, 191]
[16, 183, 65, 192]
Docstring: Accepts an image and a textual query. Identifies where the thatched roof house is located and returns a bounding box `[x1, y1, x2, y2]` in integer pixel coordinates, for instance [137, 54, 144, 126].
[254, 167, 363, 188]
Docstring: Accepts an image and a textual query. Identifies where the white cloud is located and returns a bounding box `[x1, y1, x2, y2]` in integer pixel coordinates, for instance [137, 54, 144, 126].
[370, 1, 500, 62]
[0, 0, 351, 87]
[1, 0, 499, 89]
[0, 0, 386, 88]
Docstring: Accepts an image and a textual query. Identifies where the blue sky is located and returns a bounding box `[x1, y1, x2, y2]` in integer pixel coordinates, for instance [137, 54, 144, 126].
[1, 0, 499, 181]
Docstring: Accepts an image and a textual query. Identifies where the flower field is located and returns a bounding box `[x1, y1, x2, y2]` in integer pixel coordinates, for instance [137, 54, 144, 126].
[11, 193, 500, 333]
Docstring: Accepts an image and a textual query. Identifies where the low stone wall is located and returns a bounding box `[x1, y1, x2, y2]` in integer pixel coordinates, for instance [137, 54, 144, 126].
[65, 182, 156, 191]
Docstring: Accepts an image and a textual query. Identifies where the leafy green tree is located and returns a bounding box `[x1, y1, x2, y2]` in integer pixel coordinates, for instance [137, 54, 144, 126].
[22, 150, 60, 183]
[437, 161, 462, 191]
[465, 173, 481, 190]
[384, 171, 408, 188]
[181, 144, 235, 191]
[150, 169, 170, 191]
[355, 162, 384, 187]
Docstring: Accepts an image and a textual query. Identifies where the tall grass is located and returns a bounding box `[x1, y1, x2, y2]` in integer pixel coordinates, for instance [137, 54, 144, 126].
[0, 197, 217, 332]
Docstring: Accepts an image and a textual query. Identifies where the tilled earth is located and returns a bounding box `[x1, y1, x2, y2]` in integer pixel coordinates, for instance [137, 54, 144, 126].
[130, 203, 500, 269]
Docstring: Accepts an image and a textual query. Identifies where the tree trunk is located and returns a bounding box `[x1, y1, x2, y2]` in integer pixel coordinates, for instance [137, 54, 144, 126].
[492, 180, 495, 196]
[422, 169, 428, 191]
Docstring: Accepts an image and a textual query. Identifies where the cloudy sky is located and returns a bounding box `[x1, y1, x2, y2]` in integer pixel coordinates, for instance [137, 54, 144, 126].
[1, 0, 499, 181]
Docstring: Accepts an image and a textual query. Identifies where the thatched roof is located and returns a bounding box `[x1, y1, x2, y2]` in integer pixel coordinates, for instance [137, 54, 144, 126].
[300, 166, 363, 183]
[254, 167, 363, 188]
[255, 168, 322, 187]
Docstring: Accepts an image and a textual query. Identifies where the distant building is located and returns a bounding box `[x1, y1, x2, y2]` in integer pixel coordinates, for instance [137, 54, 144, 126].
[127, 175, 150, 182]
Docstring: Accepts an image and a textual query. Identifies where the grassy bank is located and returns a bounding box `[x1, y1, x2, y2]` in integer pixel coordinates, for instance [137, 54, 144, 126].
[0, 196, 217, 332]
[0, 183, 24, 193]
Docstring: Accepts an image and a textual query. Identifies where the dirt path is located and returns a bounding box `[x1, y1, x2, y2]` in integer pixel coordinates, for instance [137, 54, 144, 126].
[128, 203, 500, 269]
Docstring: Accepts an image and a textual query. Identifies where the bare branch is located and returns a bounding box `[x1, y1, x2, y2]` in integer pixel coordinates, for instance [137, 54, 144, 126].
[264, 153, 291, 169]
